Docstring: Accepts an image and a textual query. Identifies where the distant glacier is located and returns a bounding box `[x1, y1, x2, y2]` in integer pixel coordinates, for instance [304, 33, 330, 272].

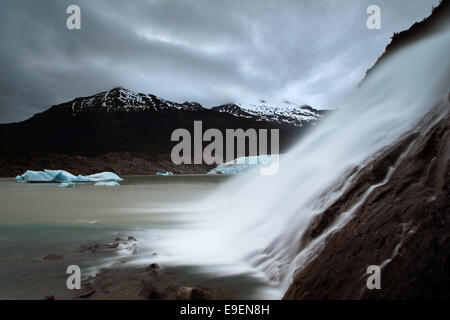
[208, 154, 280, 175]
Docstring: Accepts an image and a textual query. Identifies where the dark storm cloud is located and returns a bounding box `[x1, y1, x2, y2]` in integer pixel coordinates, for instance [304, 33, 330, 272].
[0, 0, 440, 122]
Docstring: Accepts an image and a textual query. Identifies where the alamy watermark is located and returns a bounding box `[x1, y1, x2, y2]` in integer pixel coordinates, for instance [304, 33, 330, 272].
[66, 265, 81, 290]
[171, 121, 280, 175]
[66, 5, 81, 30]
[366, 5, 381, 30]
[366, 265, 381, 290]
[65, 4, 380, 31]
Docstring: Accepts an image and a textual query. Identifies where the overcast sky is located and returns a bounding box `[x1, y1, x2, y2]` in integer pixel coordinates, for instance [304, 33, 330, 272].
[0, 0, 440, 123]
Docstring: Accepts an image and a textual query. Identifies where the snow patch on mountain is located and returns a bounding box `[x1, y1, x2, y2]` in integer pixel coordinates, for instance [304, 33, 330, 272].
[212, 99, 327, 127]
[67, 87, 204, 115]
[61, 87, 328, 127]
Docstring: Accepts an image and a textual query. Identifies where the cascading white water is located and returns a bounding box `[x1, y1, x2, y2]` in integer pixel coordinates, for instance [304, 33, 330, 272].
[150, 25, 450, 298]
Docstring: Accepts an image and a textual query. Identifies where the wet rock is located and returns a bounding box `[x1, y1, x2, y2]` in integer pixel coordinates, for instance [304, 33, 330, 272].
[78, 285, 96, 298]
[146, 263, 160, 271]
[140, 281, 161, 299]
[78, 289, 96, 298]
[81, 241, 123, 252]
[108, 242, 119, 249]
[44, 295, 55, 300]
[115, 237, 125, 242]
[176, 287, 208, 300]
[42, 254, 63, 261]
[148, 269, 159, 276]
[79, 244, 99, 253]
[128, 236, 137, 241]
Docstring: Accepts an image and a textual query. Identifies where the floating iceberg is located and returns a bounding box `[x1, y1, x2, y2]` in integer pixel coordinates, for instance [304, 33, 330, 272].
[208, 155, 280, 175]
[156, 172, 174, 176]
[16, 169, 123, 183]
[58, 182, 75, 188]
[94, 181, 120, 186]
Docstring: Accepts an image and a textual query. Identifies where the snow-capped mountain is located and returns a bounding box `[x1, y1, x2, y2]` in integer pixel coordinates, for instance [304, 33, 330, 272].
[0, 87, 330, 177]
[66, 87, 204, 115]
[211, 101, 328, 127]
[61, 87, 328, 127]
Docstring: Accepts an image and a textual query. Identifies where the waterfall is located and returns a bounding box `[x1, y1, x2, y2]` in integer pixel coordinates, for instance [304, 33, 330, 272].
[153, 26, 450, 298]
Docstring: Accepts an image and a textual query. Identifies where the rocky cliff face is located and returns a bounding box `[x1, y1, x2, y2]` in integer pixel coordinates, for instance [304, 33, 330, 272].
[364, 0, 449, 82]
[284, 0, 450, 299]
[284, 100, 449, 299]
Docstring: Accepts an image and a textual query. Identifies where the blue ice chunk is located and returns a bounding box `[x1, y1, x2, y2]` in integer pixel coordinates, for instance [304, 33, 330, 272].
[156, 172, 174, 176]
[16, 169, 123, 183]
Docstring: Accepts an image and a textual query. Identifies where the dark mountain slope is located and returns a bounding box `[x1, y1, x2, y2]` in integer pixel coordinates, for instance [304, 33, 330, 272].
[0, 88, 320, 176]
[364, 0, 449, 82]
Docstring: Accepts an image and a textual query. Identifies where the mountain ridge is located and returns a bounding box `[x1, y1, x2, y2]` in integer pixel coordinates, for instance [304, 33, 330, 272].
[37, 86, 328, 128]
[363, 0, 449, 83]
[0, 88, 324, 176]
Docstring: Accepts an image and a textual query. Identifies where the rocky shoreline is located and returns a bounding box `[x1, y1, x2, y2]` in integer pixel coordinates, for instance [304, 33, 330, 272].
[0, 152, 214, 177]
[43, 235, 259, 300]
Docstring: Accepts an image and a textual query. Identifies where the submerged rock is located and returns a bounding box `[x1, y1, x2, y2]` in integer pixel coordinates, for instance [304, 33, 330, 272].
[148, 263, 160, 269]
[42, 254, 63, 261]
[145, 263, 160, 274]
[79, 244, 100, 253]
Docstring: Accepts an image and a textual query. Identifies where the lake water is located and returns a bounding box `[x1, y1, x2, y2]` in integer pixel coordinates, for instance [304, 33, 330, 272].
[0, 175, 274, 299]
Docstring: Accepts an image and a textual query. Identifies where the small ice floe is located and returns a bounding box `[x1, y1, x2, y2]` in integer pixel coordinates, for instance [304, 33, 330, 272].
[58, 182, 75, 188]
[16, 169, 123, 183]
[94, 181, 120, 186]
[42, 254, 63, 261]
[156, 171, 174, 176]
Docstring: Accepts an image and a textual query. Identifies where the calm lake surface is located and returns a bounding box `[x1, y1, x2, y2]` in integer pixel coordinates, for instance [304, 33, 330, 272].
[0, 175, 274, 299]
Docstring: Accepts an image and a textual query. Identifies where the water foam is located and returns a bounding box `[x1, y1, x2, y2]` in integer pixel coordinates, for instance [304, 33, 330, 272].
[148, 27, 450, 298]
